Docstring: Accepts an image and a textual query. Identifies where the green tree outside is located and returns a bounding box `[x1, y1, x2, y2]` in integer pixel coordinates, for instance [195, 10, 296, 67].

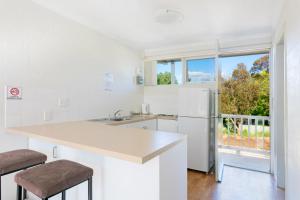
[157, 72, 172, 85]
[221, 55, 270, 116]
[157, 72, 178, 85]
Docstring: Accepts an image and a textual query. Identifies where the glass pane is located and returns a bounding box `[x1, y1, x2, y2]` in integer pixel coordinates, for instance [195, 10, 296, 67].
[220, 53, 269, 81]
[157, 60, 182, 85]
[186, 58, 215, 83]
[218, 53, 271, 172]
[220, 53, 270, 116]
[157, 61, 171, 85]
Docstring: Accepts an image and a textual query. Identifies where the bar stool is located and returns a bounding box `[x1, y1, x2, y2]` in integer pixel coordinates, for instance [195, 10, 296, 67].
[0, 149, 47, 200]
[15, 159, 93, 200]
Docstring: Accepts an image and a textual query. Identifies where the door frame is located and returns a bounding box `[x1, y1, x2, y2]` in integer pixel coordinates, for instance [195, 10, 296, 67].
[271, 33, 286, 188]
[215, 47, 273, 181]
[214, 48, 224, 182]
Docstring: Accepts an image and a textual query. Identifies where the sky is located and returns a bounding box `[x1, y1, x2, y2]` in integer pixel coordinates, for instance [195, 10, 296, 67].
[187, 58, 215, 82]
[156, 53, 268, 83]
[220, 53, 268, 79]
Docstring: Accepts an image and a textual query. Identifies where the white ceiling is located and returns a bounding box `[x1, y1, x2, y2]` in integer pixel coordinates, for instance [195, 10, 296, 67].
[32, 0, 285, 50]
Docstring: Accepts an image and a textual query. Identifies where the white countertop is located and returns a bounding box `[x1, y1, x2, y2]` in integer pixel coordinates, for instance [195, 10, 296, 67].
[6, 121, 185, 164]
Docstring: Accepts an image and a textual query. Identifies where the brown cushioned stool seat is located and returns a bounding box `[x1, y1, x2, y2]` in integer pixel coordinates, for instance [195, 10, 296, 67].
[15, 160, 93, 199]
[0, 149, 47, 200]
[0, 149, 47, 175]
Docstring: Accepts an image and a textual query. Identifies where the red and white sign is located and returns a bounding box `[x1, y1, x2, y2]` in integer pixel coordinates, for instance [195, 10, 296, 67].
[6, 86, 22, 100]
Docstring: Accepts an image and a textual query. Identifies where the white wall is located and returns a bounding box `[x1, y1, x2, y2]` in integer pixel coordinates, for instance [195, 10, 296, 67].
[144, 86, 179, 115]
[144, 84, 215, 115]
[0, 0, 143, 198]
[275, 0, 300, 199]
[285, 0, 300, 198]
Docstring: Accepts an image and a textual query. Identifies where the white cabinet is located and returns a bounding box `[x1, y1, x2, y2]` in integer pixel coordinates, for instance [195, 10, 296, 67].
[157, 119, 178, 133]
[119, 119, 157, 130]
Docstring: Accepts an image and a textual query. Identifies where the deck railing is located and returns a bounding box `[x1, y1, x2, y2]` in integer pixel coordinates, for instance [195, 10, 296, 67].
[221, 114, 270, 151]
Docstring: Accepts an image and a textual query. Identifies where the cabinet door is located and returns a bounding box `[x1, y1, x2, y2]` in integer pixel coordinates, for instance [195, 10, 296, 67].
[157, 119, 178, 133]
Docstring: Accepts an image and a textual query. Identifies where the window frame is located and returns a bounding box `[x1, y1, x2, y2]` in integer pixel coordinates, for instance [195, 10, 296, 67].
[184, 56, 217, 85]
[153, 55, 218, 86]
[156, 59, 183, 85]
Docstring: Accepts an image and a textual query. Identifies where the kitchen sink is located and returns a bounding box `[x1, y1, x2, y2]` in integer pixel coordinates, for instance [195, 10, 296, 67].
[88, 116, 132, 122]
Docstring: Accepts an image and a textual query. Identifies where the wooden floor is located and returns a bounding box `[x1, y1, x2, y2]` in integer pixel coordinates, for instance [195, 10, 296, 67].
[188, 166, 285, 200]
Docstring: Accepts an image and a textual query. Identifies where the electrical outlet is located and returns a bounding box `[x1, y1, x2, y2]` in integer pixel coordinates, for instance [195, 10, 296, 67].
[43, 111, 53, 121]
[58, 98, 69, 107]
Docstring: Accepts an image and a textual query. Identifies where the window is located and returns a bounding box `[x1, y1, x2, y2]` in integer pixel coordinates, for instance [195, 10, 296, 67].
[186, 58, 215, 83]
[157, 60, 182, 85]
[219, 53, 270, 116]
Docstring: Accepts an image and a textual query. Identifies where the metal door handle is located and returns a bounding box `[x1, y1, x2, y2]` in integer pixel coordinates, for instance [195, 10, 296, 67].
[53, 146, 58, 158]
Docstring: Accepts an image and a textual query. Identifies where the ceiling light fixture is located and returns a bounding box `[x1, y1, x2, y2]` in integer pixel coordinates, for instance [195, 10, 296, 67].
[154, 9, 184, 24]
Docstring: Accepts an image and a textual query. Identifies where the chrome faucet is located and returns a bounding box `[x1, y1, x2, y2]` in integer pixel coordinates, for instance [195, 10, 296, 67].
[113, 109, 122, 119]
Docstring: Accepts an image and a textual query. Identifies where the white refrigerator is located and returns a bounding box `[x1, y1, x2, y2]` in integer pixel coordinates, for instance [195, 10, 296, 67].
[178, 87, 215, 172]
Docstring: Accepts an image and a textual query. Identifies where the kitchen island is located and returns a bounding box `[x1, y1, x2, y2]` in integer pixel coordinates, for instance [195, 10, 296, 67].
[6, 121, 187, 200]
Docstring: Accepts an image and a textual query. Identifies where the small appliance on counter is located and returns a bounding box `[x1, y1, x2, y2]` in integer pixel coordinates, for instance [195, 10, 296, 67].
[141, 103, 150, 114]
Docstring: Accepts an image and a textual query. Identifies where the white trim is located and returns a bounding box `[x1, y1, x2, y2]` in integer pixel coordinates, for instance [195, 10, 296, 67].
[271, 32, 286, 189]
[218, 49, 270, 57]
[283, 33, 287, 193]
[144, 35, 272, 61]
[270, 47, 275, 175]
[219, 41, 272, 55]
[215, 40, 223, 182]
[271, 1, 287, 192]
[183, 54, 217, 61]
[182, 58, 187, 83]
[144, 41, 217, 61]
[144, 49, 216, 62]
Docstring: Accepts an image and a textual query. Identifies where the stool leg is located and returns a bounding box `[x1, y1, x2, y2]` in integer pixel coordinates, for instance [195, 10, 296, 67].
[22, 188, 27, 200]
[0, 176, 2, 200]
[17, 185, 22, 200]
[62, 191, 66, 200]
[22, 168, 27, 200]
[88, 177, 92, 200]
